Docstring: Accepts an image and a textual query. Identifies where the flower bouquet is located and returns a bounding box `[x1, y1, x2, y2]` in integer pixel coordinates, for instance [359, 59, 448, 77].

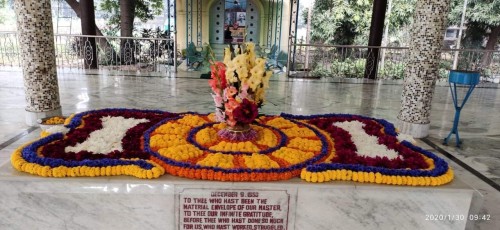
[209, 43, 272, 141]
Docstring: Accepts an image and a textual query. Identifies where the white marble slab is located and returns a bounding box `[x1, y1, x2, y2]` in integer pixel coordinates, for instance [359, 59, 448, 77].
[0, 162, 475, 230]
[295, 185, 473, 230]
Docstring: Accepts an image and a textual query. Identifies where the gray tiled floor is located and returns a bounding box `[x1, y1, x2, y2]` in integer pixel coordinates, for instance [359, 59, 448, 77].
[0, 68, 499, 229]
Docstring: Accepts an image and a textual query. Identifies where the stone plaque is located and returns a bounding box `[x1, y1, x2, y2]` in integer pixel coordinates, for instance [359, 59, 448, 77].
[179, 189, 290, 230]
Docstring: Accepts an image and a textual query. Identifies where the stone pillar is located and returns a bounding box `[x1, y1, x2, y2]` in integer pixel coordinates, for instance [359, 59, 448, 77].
[397, 0, 451, 138]
[14, 0, 62, 126]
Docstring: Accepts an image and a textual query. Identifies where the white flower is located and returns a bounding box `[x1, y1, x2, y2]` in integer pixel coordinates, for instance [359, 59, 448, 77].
[397, 133, 416, 144]
[333, 121, 402, 160]
[65, 116, 149, 154]
[215, 108, 225, 122]
[45, 125, 70, 135]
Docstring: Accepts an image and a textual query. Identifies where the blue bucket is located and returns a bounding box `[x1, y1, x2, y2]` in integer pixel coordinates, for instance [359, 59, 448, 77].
[449, 70, 480, 85]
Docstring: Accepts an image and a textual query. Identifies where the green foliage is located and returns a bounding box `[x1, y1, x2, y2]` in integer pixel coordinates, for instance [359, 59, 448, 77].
[310, 0, 416, 45]
[140, 27, 169, 39]
[0, 0, 7, 24]
[99, 0, 120, 24]
[439, 61, 452, 79]
[138, 27, 174, 62]
[310, 58, 367, 78]
[465, 0, 500, 26]
[378, 62, 406, 79]
[448, 0, 500, 48]
[448, 0, 500, 27]
[387, 0, 416, 33]
[100, 0, 163, 29]
[181, 49, 187, 59]
[310, 58, 450, 80]
[311, 0, 372, 45]
[338, 58, 366, 77]
[101, 26, 120, 37]
[482, 63, 500, 78]
[310, 66, 331, 78]
[301, 7, 309, 25]
[460, 22, 488, 49]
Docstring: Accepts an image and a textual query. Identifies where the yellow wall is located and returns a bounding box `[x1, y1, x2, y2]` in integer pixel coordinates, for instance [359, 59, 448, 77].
[176, 0, 187, 50]
[175, 0, 217, 50]
[176, 0, 291, 54]
[281, 1, 290, 54]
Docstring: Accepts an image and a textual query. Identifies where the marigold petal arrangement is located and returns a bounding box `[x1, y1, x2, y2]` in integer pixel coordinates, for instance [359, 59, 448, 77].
[283, 113, 453, 186]
[11, 109, 177, 179]
[146, 114, 330, 181]
[10, 109, 453, 186]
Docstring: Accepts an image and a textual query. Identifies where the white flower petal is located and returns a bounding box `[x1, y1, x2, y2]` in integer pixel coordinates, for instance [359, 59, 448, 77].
[65, 116, 149, 154]
[333, 121, 401, 160]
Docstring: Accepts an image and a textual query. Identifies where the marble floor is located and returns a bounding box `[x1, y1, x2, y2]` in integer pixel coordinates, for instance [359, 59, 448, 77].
[0, 67, 499, 229]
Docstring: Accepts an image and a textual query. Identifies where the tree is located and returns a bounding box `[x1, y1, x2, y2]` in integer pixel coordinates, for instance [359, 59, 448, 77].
[448, 0, 500, 66]
[80, 0, 98, 68]
[310, 0, 416, 45]
[311, 0, 372, 45]
[101, 0, 163, 63]
[387, 0, 416, 34]
[65, 0, 118, 61]
[100, 0, 163, 36]
[64, 0, 163, 64]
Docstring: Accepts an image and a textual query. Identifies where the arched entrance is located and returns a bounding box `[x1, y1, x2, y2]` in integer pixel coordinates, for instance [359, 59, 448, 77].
[209, 0, 260, 44]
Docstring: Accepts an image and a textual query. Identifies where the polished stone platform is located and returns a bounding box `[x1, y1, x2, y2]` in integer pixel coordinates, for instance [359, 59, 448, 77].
[1, 68, 499, 229]
[0, 160, 475, 230]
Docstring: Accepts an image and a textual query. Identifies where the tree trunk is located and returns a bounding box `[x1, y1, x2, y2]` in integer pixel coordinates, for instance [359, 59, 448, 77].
[481, 25, 500, 68]
[80, 0, 98, 69]
[364, 0, 388, 79]
[120, 0, 136, 64]
[65, 0, 120, 64]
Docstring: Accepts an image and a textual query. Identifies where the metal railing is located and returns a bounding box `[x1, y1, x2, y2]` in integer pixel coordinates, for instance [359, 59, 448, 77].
[288, 43, 500, 81]
[0, 32, 21, 66]
[2, 31, 499, 81]
[0, 32, 178, 73]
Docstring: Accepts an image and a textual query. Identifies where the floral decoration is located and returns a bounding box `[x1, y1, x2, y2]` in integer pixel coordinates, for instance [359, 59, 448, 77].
[42, 116, 66, 125]
[146, 114, 330, 181]
[11, 109, 178, 179]
[281, 113, 453, 186]
[209, 43, 272, 128]
[11, 109, 453, 186]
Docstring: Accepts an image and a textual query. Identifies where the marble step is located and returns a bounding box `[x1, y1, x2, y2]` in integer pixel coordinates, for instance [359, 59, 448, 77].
[0, 161, 476, 230]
